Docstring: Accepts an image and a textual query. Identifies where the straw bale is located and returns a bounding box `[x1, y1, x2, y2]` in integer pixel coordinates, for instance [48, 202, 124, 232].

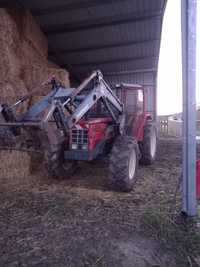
[22, 65, 70, 94]
[19, 40, 48, 68]
[0, 79, 28, 114]
[46, 67, 70, 88]
[0, 151, 31, 180]
[0, 41, 22, 80]
[0, 8, 21, 49]
[0, 8, 71, 178]
[0, 82, 16, 103]
[0, 79, 27, 99]
[3, 8, 48, 58]
[22, 10, 48, 58]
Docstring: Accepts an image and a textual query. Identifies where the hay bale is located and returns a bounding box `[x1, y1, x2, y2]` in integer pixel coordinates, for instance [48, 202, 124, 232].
[0, 9, 22, 80]
[46, 67, 70, 88]
[22, 10, 48, 58]
[19, 40, 49, 69]
[0, 8, 71, 179]
[22, 65, 70, 94]
[0, 7, 46, 53]
[0, 151, 30, 180]
[0, 8, 21, 49]
[0, 82, 16, 104]
[0, 79, 27, 101]
[0, 79, 28, 114]
[0, 41, 22, 80]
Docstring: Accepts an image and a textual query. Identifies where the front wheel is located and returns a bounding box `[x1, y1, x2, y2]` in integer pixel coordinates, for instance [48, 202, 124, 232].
[109, 136, 139, 192]
[45, 143, 77, 179]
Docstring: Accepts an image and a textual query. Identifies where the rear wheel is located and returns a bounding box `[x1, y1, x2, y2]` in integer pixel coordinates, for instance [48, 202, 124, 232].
[109, 135, 139, 192]
[45, 143, 77, 179]
[139, 122, 157, 165]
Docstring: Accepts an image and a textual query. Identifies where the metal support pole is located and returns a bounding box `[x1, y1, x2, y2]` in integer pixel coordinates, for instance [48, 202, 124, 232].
[181, 0, 197, 216]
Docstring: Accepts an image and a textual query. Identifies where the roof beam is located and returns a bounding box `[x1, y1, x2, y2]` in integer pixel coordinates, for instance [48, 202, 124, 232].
[32, 0, 125, 16]
[67, 68, 157, 80]
[68, 56, 158, 68]
[49, 38, 160, 56]
[1, 0, 24, 8]
[44, 11, 162, 36]
[104, 69, 157, 76]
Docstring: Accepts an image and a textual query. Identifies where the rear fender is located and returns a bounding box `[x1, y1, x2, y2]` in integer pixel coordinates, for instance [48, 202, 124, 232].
[132, 114, 152, 141]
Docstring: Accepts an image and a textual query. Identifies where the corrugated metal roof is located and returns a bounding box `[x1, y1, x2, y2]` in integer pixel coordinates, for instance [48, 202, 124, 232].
[33, 0, 164, 29]
[59, 40, 158, 65]
[16, 0, 166, 87]
[73, 57, 157, 75]
[4, 0, 167, 117]
[104, 71, 156, 86]
[47, 19, 161, 51]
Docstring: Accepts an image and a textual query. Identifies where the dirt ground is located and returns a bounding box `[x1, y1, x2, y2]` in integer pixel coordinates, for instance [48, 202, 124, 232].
[0, 138, 198, 267]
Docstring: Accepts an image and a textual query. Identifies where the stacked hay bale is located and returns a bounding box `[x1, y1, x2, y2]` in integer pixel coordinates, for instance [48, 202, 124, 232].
[0, 8, 70, 99]
[0, 8, 70, 178]
[0, 9, 27, 105]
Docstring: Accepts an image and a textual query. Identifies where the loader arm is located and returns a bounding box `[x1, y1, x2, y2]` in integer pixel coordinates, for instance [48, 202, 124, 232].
[66, 71, 124, 129]
[0, 70, 125, 153]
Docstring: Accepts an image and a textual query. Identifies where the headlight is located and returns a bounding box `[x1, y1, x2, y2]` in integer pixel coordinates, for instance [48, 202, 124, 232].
[72, 144, 78, 150]
[82, 144, 88, 150]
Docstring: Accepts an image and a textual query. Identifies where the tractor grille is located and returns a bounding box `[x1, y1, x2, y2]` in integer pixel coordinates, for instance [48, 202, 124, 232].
[71, 128, 88, 149]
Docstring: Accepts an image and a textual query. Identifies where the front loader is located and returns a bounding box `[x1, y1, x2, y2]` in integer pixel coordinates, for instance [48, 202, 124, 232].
[0, 70, 157, 192]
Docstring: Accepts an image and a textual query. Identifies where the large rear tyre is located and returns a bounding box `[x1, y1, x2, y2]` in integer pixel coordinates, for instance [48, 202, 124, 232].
[139, 122, 157, 165]
[45, 143, 77, 179]
[109, 136, 139, 192]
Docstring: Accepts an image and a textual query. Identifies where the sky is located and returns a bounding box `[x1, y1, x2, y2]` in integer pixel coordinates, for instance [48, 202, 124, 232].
[157, 0, 200, 115]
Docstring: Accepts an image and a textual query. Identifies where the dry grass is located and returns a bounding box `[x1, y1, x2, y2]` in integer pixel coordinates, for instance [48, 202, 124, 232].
[140, 205, 200, 266]
[0, 139, 199, 266]
[0, 151, 30, 179]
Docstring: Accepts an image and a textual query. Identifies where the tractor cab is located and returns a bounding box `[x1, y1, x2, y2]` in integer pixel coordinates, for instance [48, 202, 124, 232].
[114, 83, 151, 141]
[115, 83, 145, 117]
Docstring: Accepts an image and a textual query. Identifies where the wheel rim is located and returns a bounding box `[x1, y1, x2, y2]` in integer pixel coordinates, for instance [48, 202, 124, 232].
[128, 149, 137, 180]
[150, 129, 156, 158]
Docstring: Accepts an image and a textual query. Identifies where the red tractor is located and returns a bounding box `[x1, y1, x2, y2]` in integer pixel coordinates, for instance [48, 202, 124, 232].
[0, 70, 157, 192]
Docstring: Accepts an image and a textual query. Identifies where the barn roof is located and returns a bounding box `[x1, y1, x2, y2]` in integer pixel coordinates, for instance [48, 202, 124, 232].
[14, 0, 166, 86]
